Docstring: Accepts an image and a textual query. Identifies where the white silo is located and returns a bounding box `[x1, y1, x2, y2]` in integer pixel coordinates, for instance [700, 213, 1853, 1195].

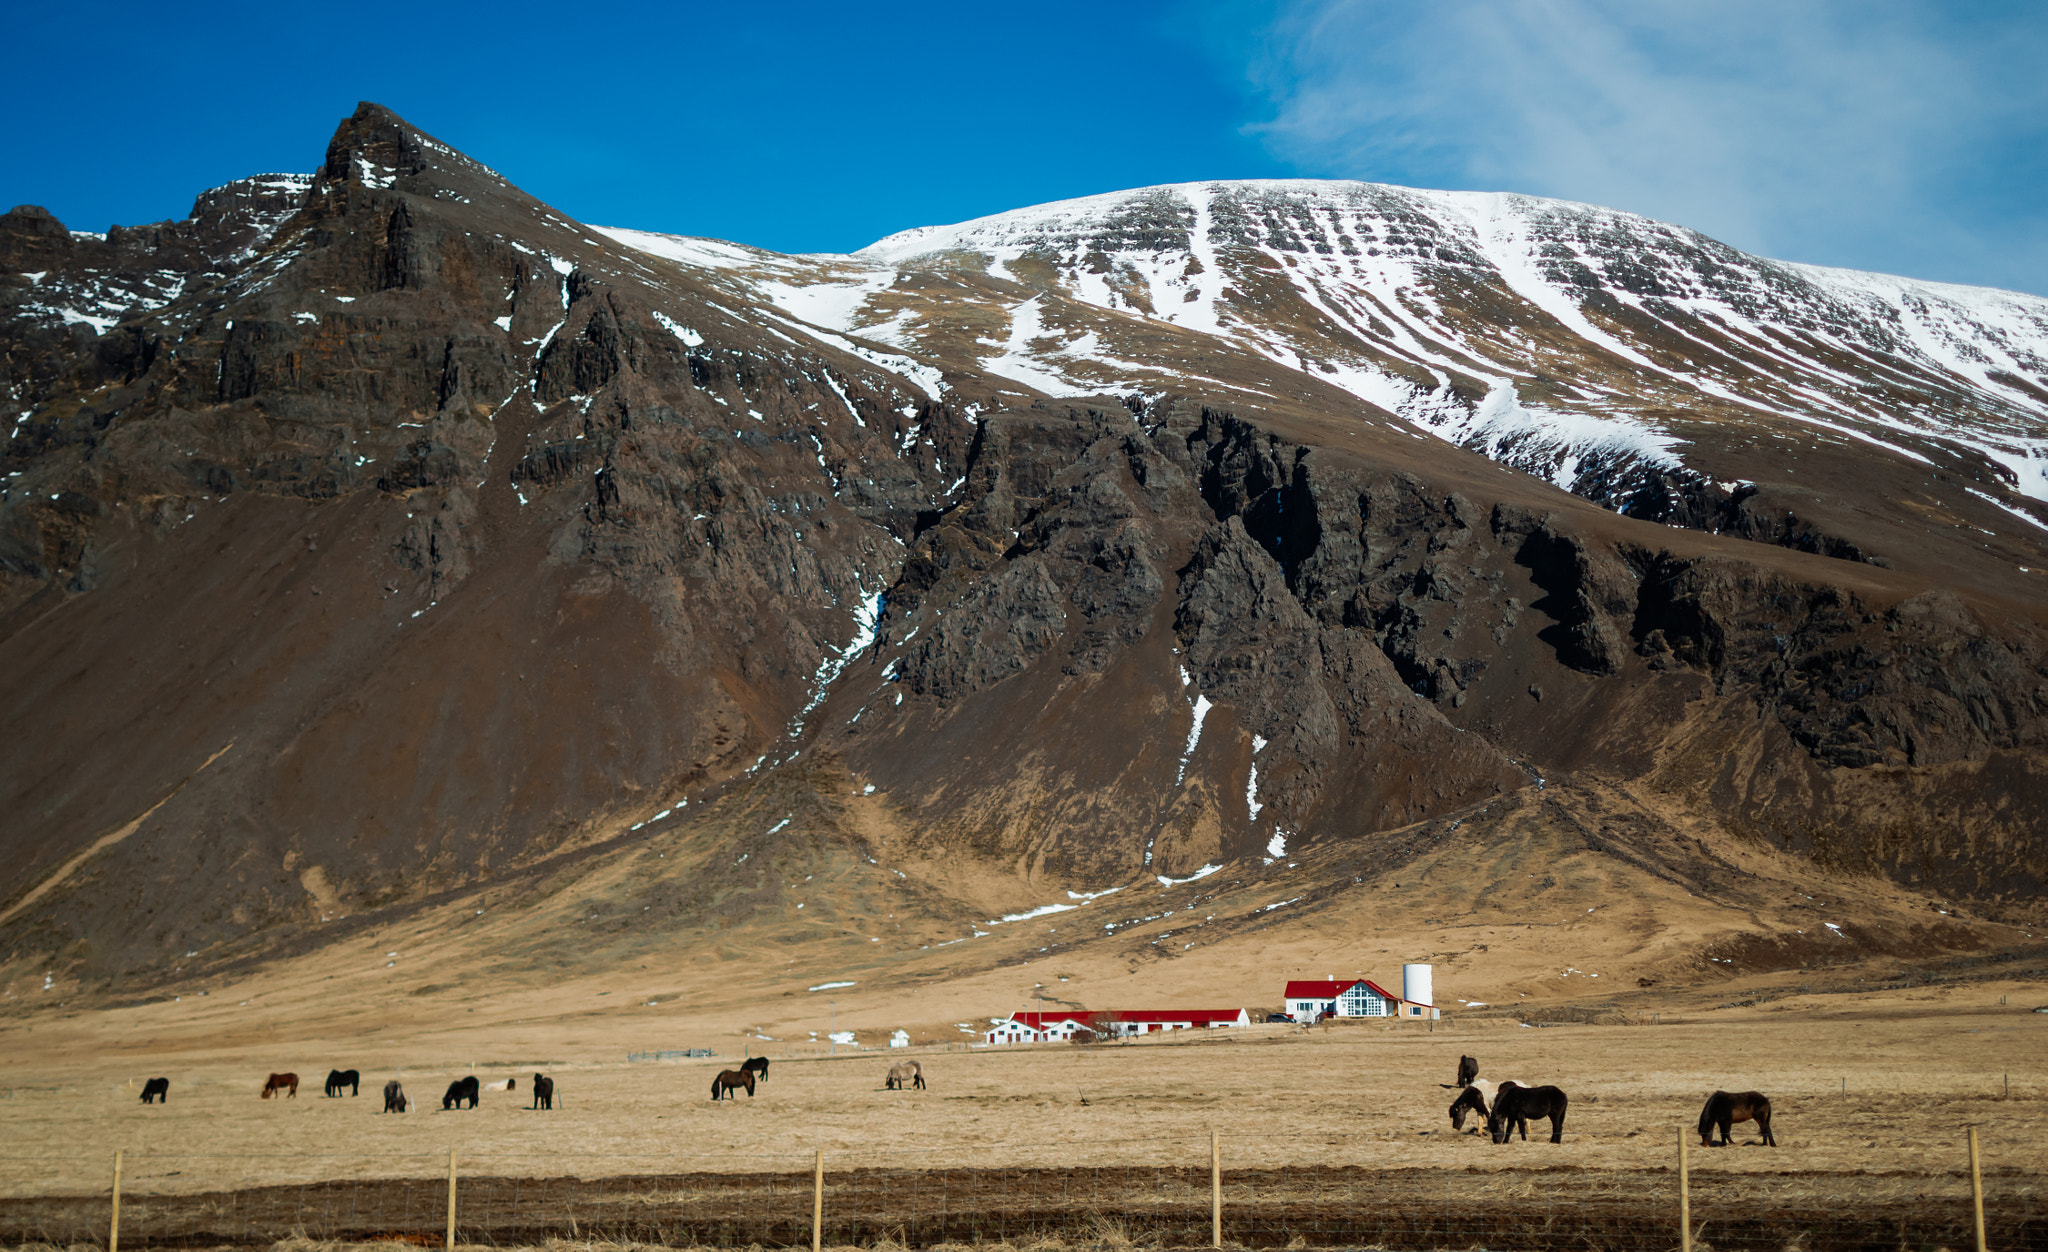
[1402, 963, 1434, 1009]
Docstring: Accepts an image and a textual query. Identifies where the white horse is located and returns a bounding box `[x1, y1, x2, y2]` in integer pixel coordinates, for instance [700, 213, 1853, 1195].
[1448, 1079, 1526, 1132]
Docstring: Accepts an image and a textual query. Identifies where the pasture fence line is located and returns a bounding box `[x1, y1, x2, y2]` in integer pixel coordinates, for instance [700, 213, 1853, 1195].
[1677, 1129, 1690, 1252]
[1973, 1127, 1989, 1252]
[444, 1150, 456, 1252]
[3, 1129, 2038, 1252]
[812, 1148, 824, 1252]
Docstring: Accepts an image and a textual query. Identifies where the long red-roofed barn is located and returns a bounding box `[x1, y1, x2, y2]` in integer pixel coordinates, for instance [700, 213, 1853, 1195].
[984, 1008, 1249, 1044]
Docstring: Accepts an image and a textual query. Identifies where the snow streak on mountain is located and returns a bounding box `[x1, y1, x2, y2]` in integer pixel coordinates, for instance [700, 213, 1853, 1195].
[607, 180, 2048, 544]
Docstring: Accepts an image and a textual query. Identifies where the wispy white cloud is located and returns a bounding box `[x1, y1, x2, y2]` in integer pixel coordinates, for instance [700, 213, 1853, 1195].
[1230, 0, 2048, 294]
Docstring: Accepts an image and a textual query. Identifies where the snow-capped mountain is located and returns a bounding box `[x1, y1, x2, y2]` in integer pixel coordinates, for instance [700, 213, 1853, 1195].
[605, 180, 2048, 574]
[3, 106, 2045, 990]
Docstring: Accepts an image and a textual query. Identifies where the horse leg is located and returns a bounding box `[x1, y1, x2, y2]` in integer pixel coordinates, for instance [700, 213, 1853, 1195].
[1549, 1112, 1564, 1145]
[1759, 1112, 1775, 1146]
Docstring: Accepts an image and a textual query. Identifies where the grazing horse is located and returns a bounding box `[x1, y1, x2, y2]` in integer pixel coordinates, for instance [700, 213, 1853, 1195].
[532, 1074, 554, 1110]
[1438, 1055, 1480, 1090]
[885, 1060, 925, 1090]
[324, 1069, 360, 1097]
[139, 1078, 169, 1104]
[1488, 1084, 1568, 1144]
[383, 1080, 407, 1113]
[1698, 1090, 1776, 1146]
[261, 1073, 299, 1099]
[741, 1057, 770, 1082]
[442, 1076, 480, 1109]
[711, 1069, 756, 1100]
[1447, 1079, 1524, 1132]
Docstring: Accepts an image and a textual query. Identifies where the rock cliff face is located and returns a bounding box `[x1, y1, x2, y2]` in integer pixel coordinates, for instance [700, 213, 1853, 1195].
[1, 105, 2044, 985]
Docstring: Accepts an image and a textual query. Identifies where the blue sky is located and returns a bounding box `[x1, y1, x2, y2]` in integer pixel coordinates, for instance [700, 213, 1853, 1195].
[4, 0, 2044, 295]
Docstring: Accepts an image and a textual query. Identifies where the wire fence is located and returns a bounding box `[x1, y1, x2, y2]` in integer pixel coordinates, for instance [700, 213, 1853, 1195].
[1, 1130, 2041, 1252]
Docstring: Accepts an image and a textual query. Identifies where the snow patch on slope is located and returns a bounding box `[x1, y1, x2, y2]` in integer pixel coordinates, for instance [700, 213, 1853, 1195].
[1428, 380, 1685, 490]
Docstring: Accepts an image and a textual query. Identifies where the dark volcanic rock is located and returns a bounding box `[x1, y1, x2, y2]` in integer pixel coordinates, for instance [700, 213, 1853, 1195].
[1, 104, 2044, 989]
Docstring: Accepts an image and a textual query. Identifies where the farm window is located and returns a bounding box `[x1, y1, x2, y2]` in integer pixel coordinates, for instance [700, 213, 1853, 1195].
[1339, 986, 1388, 1016]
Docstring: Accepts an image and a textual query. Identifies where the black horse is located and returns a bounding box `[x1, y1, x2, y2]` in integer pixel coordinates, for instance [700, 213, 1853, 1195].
[1448, 1079, 1519, 1131]
[442, 1076, 480, 1110]
[324, 1069, 360, 1097]
[384, 1080, 407, 1112]
[140, 1077, 169, 1104]
[741, 1057, 770, 1082]
[1488, 1084, 1568, 1143]
[712, 1069, 756, 1100]
[1698, 1090, 1776, 1146]
[533, 1073, 555, 1110]
[1437, 1055, 1480, 1089]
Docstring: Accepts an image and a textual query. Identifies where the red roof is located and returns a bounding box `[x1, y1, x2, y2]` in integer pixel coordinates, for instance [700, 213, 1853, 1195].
[1285, 979, 1354, 998]
[1003, 1012, 1087, 1029]
[1111, 1009, 1246, 1026]
[1284, 978, 1402, 1001]
[1002, 1009, 1245, 1029]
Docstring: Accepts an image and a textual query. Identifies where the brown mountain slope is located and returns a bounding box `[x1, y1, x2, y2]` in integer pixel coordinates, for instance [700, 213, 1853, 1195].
[0, 104, 2043, 1004]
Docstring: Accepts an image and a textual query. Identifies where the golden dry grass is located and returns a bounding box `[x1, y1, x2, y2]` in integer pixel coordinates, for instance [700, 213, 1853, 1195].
[1, 995, 2042, 1198]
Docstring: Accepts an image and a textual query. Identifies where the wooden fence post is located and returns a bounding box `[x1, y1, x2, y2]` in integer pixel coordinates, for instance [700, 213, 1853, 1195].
[109, 1150, 123, 1252]
[1210, 1128, 1222, 1248]
[445, 1148, 458, 1252]
[1969, 1128, 1987, 1252]
[1678, 1127, 1691, 1252]
[812, 1148, 825, 1252]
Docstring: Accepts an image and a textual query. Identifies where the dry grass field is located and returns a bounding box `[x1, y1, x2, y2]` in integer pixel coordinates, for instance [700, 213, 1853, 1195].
[3, 996, 2044, 1192]
[6, 772, 2047, 1249]
[4, 992, 2045, 1250]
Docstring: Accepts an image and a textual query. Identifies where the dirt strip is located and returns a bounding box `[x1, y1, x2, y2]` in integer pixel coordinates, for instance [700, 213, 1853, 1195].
[4, 1164, 2044, 1251]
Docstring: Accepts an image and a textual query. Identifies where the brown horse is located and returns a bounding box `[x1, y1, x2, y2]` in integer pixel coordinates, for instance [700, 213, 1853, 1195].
[1437, 1055, 1480, 1089]
[711, 1069, 756, 1100]
[261, 1072, 298, 1099]
[1698, 1090, 1776, 1146]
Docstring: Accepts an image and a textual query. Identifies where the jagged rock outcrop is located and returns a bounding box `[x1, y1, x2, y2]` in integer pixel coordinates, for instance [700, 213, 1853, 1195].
[1, 104, 2044, 986]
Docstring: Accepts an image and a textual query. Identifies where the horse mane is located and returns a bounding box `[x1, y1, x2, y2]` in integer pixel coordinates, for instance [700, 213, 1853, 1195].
[1697, 1091, 1725, 1134]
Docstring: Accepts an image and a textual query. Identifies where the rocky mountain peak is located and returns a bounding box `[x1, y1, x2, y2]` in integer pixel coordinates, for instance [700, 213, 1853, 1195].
[315, 102, 434, 193]
[302, 102, 516, 221]
[0, 204, 76, 275]
[1, 106, 2044, 998]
